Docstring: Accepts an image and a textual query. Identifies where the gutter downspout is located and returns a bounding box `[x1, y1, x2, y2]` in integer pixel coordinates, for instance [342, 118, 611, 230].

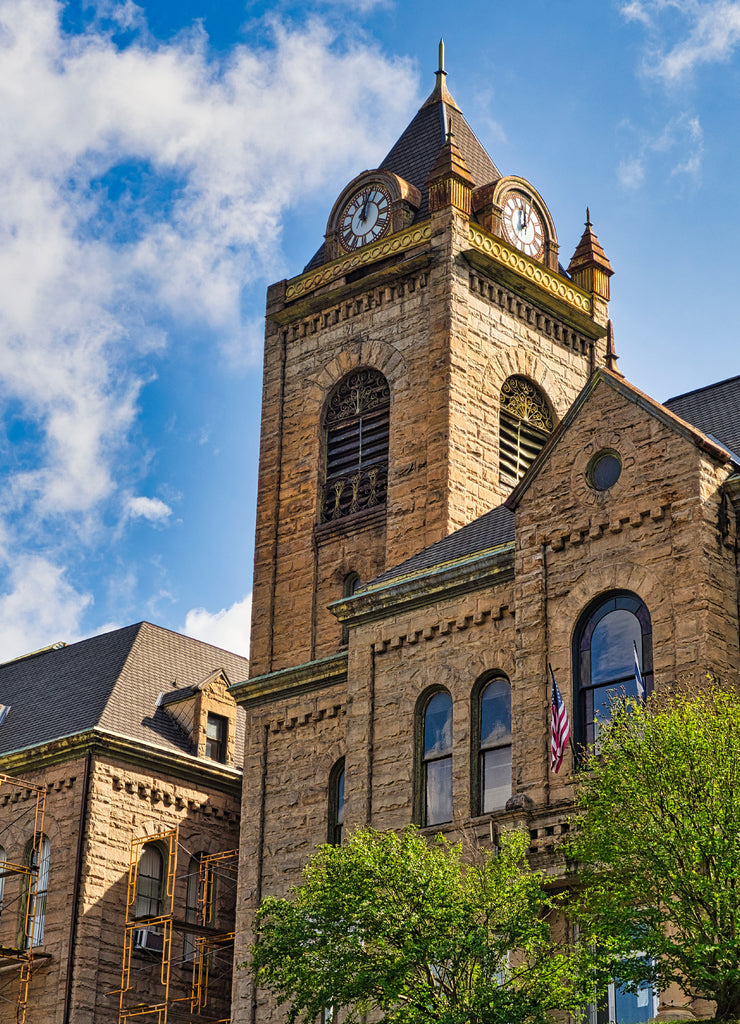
[63, 748, 92, 1024]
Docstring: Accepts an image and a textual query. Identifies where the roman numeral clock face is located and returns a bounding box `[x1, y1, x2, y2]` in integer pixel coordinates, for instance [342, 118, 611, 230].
[339, 185, 391, 251]
[501, 193, 545, 259]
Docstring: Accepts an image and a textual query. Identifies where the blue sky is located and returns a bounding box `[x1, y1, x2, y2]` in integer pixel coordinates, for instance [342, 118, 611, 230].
[0, 0, 737, 661]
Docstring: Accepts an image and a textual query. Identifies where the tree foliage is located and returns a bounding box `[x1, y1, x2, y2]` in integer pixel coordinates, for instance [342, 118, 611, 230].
[567, 686, 740, 1021]
[250, 826, 591, 1024]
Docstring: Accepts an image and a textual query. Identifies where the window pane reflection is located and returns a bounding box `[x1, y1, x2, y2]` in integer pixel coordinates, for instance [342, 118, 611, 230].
[424, 692, 452, 758]
[425, 757, 452, 826]
[481, 746, 511, 813]
[591, 609, 641, 685]
[480, 680, 511, 746]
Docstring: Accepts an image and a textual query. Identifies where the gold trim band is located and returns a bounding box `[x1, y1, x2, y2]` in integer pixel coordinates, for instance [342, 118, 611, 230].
[286, 223, 432, 301]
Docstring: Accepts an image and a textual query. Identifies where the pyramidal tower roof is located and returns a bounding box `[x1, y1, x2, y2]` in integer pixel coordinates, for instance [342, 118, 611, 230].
[380, 41, 501, 219]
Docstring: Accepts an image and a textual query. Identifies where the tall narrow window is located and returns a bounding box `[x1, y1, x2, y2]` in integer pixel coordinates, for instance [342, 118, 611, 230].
[205, 713, 227, 763]
[321, 368, 390, 523]
[588, 972, 657, 1024]
[499, 376, 553, 485]
[574, 592, 653, 750]
[328, 759, 345, 845]
[183, 853, 202, 961]
[25, 836, 50, 948]
[420, 691, 453, 826]
[475, 677, 512, 814]
[135, 843, 164, 920]
[341, 572, 361, 645]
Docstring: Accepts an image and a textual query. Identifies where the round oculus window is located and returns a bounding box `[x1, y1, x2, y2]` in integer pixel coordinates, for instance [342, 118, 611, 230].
[587, 450, 622, 491]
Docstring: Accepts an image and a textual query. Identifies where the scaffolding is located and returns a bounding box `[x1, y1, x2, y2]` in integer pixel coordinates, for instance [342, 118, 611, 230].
[0, 772, 49, 1024]
[118, 827, 238, 1023]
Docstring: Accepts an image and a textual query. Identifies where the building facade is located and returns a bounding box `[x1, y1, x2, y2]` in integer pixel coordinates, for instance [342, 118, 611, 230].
[232, 49, 740, 1024]
[0, 621, 248, 1024]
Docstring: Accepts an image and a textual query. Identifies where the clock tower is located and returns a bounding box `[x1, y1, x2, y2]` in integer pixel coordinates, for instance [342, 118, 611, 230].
[248, 45, 613, 678]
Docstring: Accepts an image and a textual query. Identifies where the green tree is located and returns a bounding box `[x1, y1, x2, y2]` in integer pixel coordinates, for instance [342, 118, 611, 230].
[567, 686, 740, 1021]
[250, 825, 591, 1024]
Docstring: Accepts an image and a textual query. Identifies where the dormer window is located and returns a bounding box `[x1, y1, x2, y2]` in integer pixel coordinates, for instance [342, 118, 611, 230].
[206, 713, 227, 763]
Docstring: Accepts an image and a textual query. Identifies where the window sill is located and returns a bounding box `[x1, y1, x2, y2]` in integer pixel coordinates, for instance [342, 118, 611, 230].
[315, 506, 386, 543]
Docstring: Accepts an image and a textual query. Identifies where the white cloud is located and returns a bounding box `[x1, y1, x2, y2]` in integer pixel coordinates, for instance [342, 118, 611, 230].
[0, 555, 91, 662]
[182, 594, 252, 658]
[0, 0, 418, 647]
[621, 0, 740, 82]
[125, 495, 173, 524]
[617, 113, 704, 188]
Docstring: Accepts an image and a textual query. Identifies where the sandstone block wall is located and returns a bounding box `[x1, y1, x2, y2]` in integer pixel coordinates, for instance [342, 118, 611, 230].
[0, 751, 241, 1024]
[249, 207, 607, 679]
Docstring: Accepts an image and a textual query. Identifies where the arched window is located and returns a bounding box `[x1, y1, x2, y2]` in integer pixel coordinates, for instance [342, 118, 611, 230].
[473, 677, 512, 814]
[341, 572, 361, 645]
[419, 691, 453, 827]
[23, 835, 50, 948]
[328, 758, 345, 845]
[499, 376, 553, 485]
[574, 592, 653, 749]
[320, 368, 390, 523]
[135, 843, 164, 920]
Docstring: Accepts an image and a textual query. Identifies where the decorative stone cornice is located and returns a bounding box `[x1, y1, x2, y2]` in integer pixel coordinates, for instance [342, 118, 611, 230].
[284, 223, 432, 303]
[371, 602, 513, 656]
[466, 224, 594, 319]
[331, 543, 514, 627]
[230, 651, 348, 708]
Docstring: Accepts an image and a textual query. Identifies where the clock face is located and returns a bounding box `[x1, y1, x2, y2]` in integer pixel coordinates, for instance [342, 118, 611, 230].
[501, 193, 545, 259]
[339, 185, 391, 251]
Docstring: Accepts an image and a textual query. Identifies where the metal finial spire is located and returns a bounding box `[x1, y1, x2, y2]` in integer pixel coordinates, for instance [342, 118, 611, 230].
[586, 206, 592, 227]
[438, 38, 445, 74]
[446, 114, 454, 143]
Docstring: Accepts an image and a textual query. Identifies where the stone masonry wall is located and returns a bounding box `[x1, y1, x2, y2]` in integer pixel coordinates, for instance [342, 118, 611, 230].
[232, 687, 347, 1024]
[75, 753, 241, 1024]
[513, 376, 740, 809]
[249, 207, 606, 679]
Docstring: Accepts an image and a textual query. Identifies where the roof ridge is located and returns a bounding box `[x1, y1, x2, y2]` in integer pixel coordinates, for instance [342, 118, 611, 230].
[665, 373, 740, 404]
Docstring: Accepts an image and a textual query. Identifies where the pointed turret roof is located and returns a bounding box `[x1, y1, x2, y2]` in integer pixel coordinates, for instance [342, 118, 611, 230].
[567, 208, 613, 276]
[380, 41, 500, 220]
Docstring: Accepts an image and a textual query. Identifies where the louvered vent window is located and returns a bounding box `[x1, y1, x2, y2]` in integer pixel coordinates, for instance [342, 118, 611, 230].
[321, 368, 390, 524]
[499, 376, 553, 485]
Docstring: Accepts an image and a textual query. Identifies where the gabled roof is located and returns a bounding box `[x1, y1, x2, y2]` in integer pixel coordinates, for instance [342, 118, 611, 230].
[379, 72, 500, 222]
[304, 65, 500, 272]
[0, 622, 249, 762]
[506, 368, 738, 509]
[365, 504, 514, 589]
[664, 375, 740, 460]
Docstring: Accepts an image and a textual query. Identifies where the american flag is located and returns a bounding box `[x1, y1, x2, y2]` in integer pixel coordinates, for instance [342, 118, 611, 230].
[550, 667, 571, 773]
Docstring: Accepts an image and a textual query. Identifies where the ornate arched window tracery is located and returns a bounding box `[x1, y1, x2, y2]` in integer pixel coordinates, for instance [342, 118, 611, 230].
[320, 369, 390, 524]
[499, 375, 553, 485]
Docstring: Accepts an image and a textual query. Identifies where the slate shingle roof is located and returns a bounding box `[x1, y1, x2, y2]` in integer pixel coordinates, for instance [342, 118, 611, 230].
[664, 375, 740, 460]
[0, 622, 249, 761]
[304, 76, 500, 272]
[367, 504, 514, 588]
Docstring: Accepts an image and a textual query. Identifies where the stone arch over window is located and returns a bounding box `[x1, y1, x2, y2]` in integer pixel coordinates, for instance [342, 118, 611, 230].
[415, 688, 453, 827]
[328, 758, 345, 845]
[573, 591, 653, 750]
[499, 375, 553, 485]
[471, 674, 512, 815]
[320, 368, 390, 524]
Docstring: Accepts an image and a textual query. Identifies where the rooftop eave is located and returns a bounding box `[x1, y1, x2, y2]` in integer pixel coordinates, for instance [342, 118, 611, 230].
[464, 226, 604, 339]
[331, 542, 515, 627]
[0, 728, 242, 793]
[275, 222, 433, 315]
[229, 650, 348, 708]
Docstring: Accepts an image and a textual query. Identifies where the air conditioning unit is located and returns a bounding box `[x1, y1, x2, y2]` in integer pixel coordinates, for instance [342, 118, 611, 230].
[133, 928, 164, 954]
